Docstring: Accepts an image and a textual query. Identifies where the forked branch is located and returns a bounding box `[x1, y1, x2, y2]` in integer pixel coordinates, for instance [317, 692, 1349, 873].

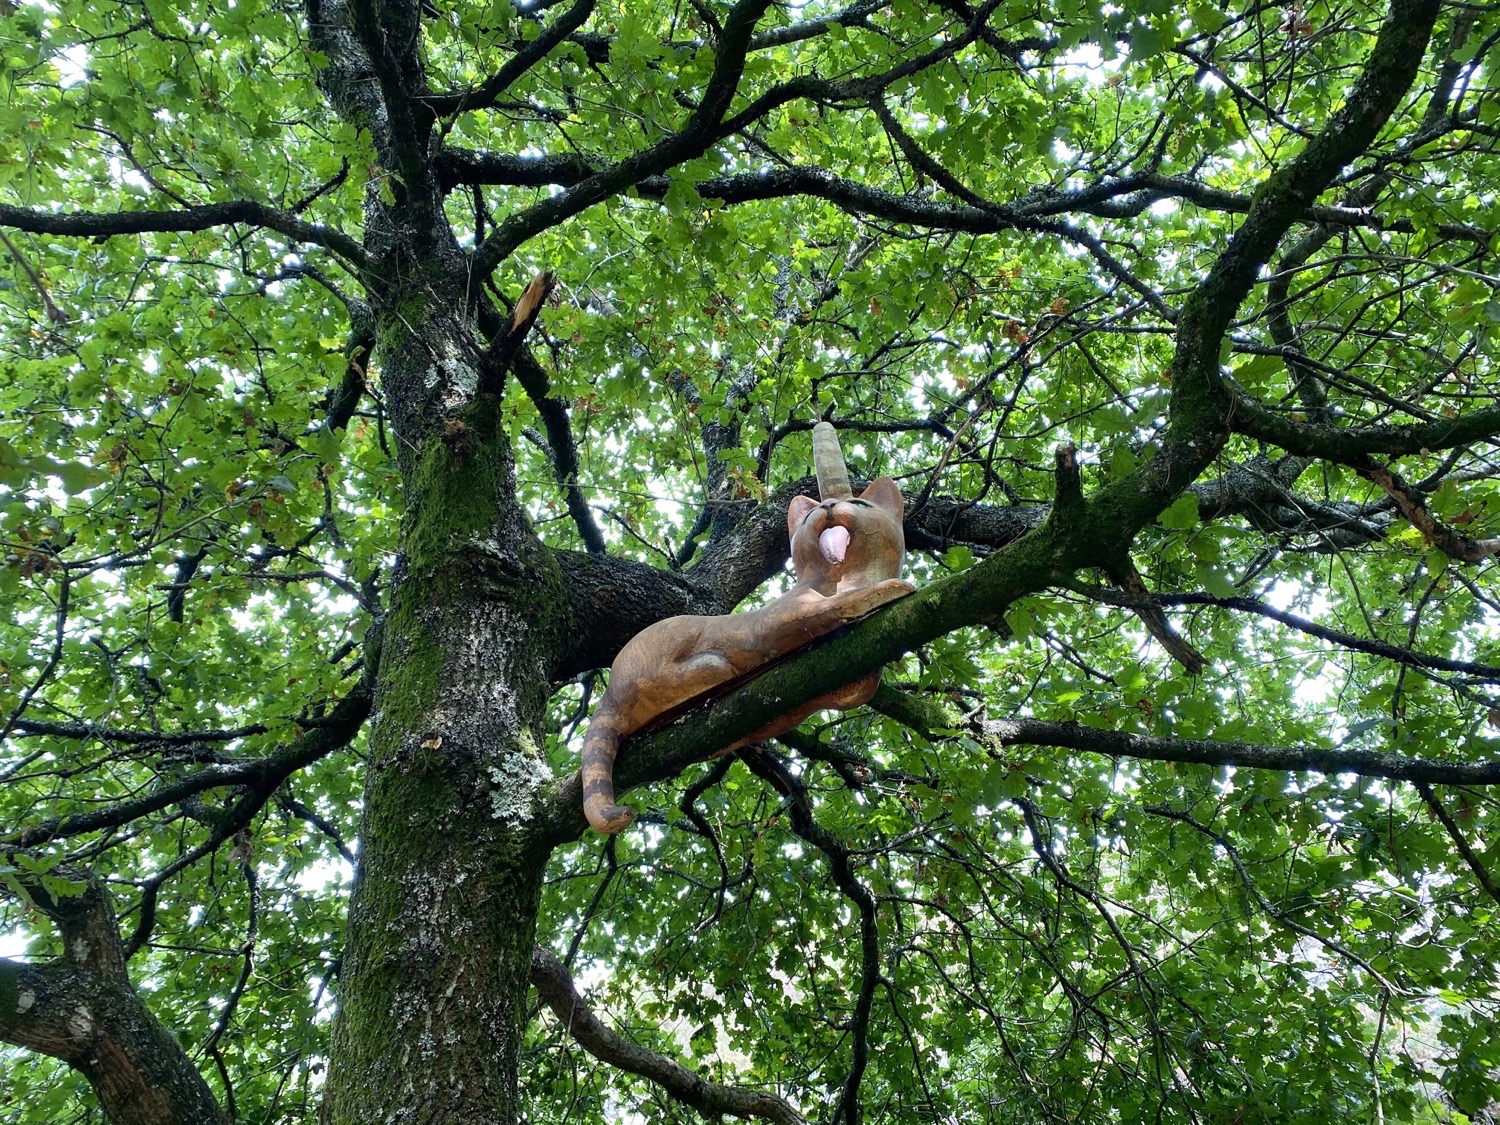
[0, 872, 229, 1125]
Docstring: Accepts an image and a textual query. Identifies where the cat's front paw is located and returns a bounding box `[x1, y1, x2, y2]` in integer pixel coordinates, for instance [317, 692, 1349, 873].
[837, 579, 917, 620]
[862, 578, 917, 607]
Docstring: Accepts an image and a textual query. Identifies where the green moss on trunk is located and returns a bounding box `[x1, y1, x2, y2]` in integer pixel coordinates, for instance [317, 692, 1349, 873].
[326, 334, 568, 1125]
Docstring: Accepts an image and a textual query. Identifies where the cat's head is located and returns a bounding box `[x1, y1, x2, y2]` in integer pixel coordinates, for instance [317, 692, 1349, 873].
[787, 477, 905, 592]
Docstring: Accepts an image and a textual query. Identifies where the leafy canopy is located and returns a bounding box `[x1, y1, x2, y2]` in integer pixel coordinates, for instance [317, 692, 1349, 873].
[1, 0, 1499, 1122]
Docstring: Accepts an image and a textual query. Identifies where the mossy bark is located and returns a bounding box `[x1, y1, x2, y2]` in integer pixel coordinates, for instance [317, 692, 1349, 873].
[324, 334, 568, 1123]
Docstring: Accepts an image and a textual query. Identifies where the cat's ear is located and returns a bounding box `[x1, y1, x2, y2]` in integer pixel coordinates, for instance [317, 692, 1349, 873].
[859, 476, 904, 517]
[788, 494, 818, 538]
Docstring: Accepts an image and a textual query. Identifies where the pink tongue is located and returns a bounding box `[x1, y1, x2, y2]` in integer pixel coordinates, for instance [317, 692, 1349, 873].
[819, 525, 850, 565]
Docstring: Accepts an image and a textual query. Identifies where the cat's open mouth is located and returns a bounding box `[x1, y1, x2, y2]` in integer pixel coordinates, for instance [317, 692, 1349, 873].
[819, 524, 850, 564]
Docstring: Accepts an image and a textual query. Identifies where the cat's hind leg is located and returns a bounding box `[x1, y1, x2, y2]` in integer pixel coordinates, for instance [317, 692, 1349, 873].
[582, 652, 740, 834]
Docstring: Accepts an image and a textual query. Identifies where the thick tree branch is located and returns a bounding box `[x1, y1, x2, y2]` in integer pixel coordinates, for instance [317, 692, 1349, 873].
[537, 497, 1079, 841]
[1231, 399, 1500, 465]
[462, 3, 1029, 274]
[560, 467, 1061, 664]
[436, 148, 598, 190]
[716, 4, 1022, 137]
[1087, 0, 1443, 548]
[1190, 455, 1387, 547]
[6, 719, 269, 745]
[437, 145, 1493, 250]
[0, 874, 229, 1125]
[550, 549, 732, 680]
[665, 166, 1040, 234]
[1361, 461, 1500, 563]
[0, 201, 369, 272]
[345, 0, 439, 218]
[530, 945, 807, 1125]
[548, 449, 1394, 685]
[747, 0, 885, 48]
[538, 526, 1500, 840]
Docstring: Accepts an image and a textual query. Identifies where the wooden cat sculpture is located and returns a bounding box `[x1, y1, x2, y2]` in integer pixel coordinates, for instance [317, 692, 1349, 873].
[582, 422, 915, 834]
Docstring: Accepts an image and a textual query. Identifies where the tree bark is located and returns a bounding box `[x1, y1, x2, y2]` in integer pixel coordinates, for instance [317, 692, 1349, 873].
[0, 880, 229, 1125]
[322, 377, 568, 1124]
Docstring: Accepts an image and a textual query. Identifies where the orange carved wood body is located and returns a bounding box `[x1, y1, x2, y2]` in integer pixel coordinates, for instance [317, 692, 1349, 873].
[581, 424, 912, 834]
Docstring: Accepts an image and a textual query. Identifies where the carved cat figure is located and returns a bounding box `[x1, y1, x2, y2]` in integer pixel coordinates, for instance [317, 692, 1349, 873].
[582, 424, 913, 834]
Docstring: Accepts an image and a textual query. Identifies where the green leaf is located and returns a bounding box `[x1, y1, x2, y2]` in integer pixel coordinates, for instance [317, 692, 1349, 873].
[1158, 493, 1200, 530]
[51, 460, 112, 494]
[942, 544, 975, 571]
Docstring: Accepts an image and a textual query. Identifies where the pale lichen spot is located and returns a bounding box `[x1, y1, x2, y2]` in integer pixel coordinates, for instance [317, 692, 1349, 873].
[488, 745, 552, 822]
[67, 1004, 93, 1038]
[439, 356, 478, 397]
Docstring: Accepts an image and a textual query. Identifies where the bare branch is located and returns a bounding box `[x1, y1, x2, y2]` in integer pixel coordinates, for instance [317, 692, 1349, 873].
[481, 270, 558, 393]
[0, 201, 369, 272]
[530, 945, 807, 1125]
[1143, 805, 1397, 993]
[471, 0, 777, 278]
[1415, 782, 1500, 906]
[984, 717, 1500, 787]
[1082, 588, 1500, 681]
[423, 0, 598, 116]
[743, 749, 879, 1125]
[0, 228, 69, 322]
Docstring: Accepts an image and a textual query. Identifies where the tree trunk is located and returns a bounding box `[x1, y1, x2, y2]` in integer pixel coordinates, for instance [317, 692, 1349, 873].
[323, 336, 567, 1121]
